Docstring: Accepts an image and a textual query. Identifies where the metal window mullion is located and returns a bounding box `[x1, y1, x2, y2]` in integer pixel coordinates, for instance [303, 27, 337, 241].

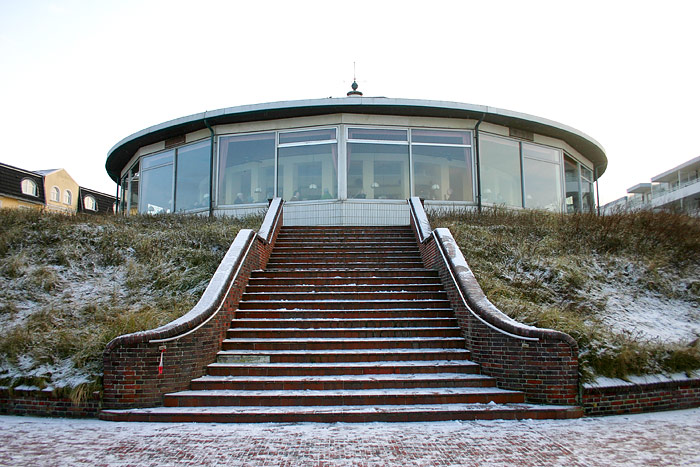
[519, 142, 526, 208]
[274, 131, 279, 198]
[408, 129, 414, 198]
[338, 125, 347, 200]
[172, 150, 178, 212]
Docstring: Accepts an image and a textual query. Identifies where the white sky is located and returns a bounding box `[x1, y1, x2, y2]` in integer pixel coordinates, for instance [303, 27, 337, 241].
[1, 0, 698, 204]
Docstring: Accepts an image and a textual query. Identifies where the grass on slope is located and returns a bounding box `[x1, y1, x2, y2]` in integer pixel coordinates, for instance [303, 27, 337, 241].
[429, 208, 700, 382]
[0, 209, 262, 401]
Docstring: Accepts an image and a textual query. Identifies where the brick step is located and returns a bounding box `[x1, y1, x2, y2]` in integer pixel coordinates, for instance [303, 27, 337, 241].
[240, 291, 447, 302]
[265, 261, 426, 269]
[207, 358, 479, 377]
[235, 309, 455, 319]
[244, 283, 444, 293]
[268, 252, 421, 261]
[101, 403, 583, 423]
[162, 387, 526, 408]
[215, 349, 472, 364]
[226, 327, 462, 339]
[190, 373, 496, 391]
[247, 277, 442, 287]
[221, 337, 465, 351]
[231, 317, 458, 329]
[237, 299, 452, 310]
[281, 226, 412, 232]
[250, 269, 438, 279]
[272, 242, 418, 249]
[277, 230, 414, 237]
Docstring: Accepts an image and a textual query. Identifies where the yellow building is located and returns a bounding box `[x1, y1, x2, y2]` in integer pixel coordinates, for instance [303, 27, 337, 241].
[0, 162, 115, 214]
[35, 168, 80, 213]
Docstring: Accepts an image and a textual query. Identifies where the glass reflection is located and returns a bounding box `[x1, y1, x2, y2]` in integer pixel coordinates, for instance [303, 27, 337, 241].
[347, 143, 409, 200]
[278, 143, 337, 201]
[218, 133, 275, 205]
[176, 141, 211, 211]
[412, 145, 473, 201]
[479, 135, 522, 207]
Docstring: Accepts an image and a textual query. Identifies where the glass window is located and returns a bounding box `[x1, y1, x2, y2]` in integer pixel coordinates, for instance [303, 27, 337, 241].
[348, 128, 408, 141]
[141, 151, 173, 169]
[412, 145, 473, 201]
[279, 128, 336, 144]
[347, 143, 409, 199]
[412, 129, 472, 146]
[51, 186, 60, 202]
[175, 140, 211, 212]
[581, 166, 593, 182]
[84, 195, 97, 211]
[582, 179, 594, 213]
[140, 164, 173, 214]
[128, 163, 139, 215]
[580, 165, 594, 213]
[64, 189, 72, 205]
[218, 133, 275, 205]
[564, 157, 580, 213]
[479, 134, 522, 207]
[523, 143, 562, 211]
[21, 179, 38, 197]
[278, 143, 337, 201]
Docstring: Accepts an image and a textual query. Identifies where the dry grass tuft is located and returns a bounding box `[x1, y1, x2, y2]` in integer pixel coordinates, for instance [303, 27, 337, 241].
[430, 207, 700, 381]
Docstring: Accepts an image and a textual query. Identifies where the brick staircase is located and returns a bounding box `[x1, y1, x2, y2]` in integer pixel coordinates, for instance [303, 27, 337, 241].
[102, 226, 581, 422]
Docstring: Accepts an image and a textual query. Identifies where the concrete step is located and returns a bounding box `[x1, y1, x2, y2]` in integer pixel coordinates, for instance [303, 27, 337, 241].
[244, 283, 445, 293]
[235, 309, 456, 319]
[208, 355, 476, 372]
[236, 299, 452, 310]
[220, 337, 466, 351]
[240, 291, 448, 301]
[231, 317, 458, 329]
[101, 403, 583, 423]
[265, 261, 427, 269]
[163, 387, 527, 408]
[250, 269, 439, 279]
[225, 327, 462, 339]
[189, 373, 497, 391]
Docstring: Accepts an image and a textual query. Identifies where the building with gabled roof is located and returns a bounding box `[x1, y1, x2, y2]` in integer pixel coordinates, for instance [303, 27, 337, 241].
[0, 162, 115, 214]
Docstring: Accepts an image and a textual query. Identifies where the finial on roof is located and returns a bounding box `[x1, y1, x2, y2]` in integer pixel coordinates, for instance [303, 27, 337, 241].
[347, 62, 363, 97]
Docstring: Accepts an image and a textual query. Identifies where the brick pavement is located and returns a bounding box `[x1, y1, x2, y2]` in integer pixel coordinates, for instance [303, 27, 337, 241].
[1, 408, 699, 466]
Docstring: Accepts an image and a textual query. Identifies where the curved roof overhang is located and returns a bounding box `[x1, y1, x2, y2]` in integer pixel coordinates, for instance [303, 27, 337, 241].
[106, 97, 607, 183]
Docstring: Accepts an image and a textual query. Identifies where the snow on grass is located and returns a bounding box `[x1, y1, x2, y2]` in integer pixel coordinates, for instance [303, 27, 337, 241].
[0, 210, 262, 394]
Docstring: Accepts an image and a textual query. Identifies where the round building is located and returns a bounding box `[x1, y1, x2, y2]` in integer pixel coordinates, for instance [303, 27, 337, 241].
[106, 94, 606, 225]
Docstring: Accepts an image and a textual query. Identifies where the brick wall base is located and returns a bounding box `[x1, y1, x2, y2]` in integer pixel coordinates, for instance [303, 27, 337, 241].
[409, 198, 579, 406]
[0, 388, 101, 418]
[101, 199, 283, 410]
[584, 377, 700, 416]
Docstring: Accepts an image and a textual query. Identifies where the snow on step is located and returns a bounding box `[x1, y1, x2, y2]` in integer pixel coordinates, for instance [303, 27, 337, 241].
[208, 359, 476, 368]
[168, 387, 522, 397]
[193, 373, 492, 383]
[222, 337, 461, 343]
[104, 402, 579, 416]
[227, 327, 461, 332]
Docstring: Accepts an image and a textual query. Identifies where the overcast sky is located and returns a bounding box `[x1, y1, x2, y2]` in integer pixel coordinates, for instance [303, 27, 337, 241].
[1, 0, 698, 204]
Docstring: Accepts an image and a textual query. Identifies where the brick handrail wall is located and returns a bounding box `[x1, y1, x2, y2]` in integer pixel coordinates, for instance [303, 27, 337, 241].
[408, 198, 579, 405]
[102, 198, 284, 410]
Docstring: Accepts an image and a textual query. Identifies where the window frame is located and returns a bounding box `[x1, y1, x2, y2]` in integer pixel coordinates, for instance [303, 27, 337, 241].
[20, 178, 38, 197]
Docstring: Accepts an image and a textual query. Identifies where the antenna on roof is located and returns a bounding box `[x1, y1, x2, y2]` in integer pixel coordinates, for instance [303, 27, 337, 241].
[347, 62, 363, 97]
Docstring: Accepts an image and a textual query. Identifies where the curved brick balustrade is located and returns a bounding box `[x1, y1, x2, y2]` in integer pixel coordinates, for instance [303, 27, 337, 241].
[408, 198, 579, 405]
[101, 199, 284, 410]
